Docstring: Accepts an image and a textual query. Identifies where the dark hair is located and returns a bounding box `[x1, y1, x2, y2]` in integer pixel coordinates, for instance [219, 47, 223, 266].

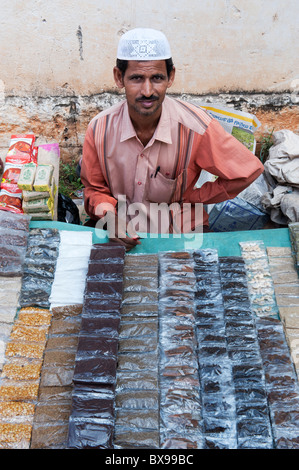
[116, 58, 174, 78]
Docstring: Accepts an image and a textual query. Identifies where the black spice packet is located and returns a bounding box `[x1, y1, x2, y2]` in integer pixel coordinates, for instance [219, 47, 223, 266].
[67, 416, 114, 449]
[73, 355, 118, 386]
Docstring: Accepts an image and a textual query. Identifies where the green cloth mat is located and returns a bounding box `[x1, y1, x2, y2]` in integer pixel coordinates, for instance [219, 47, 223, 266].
[29, 221, 291, 257]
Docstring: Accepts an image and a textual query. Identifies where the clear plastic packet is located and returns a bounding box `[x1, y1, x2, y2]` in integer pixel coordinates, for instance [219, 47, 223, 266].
[25, 244, 58, 260]
[236, 401, 269, 420]
[223, 307, 253, 322]
[121, 301, 158, 316]
[237, 416, 272, 440]
[30, 422, 69, 449]
[46, 335, 79, 352]
[119, 336, 157, 354]
[80, 315, 120, 337]
[193, 249, 219, 265]
[72, 355, 117, 385]
[159, 288, 195, 305]
[197, 345, 229, 365]
[123, 266, 158, 279]
[275, 434, 299, 449]
[0, 228, 28, 247]
[238, 436, 274, 449]
[40, 364, 76, 388]
[159, 262, 195, 278]
[160, 324, 197, 347]
[4, 340, 45, 359]
[82, 297, 122, 314]
[160, 304, 196, 321]
[33, 399, 72, 425]
[159, 373, 200, 391]
[0, 400, 35, 424]
[116, 370, 158, 392]
[84, 281, 123, 300]
[159, 251, 193, 261]
[160, 345, 198, 369]
[160, 410, 202, 434]
[0, 306, 18, 324]
[70, 386, 115, 422]
[202, 416, 236, 440]
[125, 253, 158, 267]
[87, 261, 124, 282]
[160, 386, 201, 412]
[115, 389, 159, 410]
[226, 334, 258, 351]
[0, 378, 40, 401]
[225, 320, 256, 336]
[234, 384, 268, 404]
[119, 318, 158, 339]
[113, 428, 159, 449]
[202, 394, 235, 421]
[0, 421, 32, 449]
[23, 258, 56, 279]
[1, 357, 42, 382]
[123, 277, 158, 292]
[67, 416, 114, 449]
[76, 335, 118, 358]
[122, 290, 158, 305]
[264, 370, 298, 391]
[0, 288, 20, 308]
[228, 347, 263, 365]
[204, 436, 238, 449]
[117, 351, 158, 373]
[160, 430, 203, 449]
[0, 210, 30, 231]
[239, 240, 268, 259]
[48, 315, 82, 337]
[219, 256, 246, 268]
[0, 249, 26, 277]
[89, 246, 125, 263]
[115, 409, 159, 431]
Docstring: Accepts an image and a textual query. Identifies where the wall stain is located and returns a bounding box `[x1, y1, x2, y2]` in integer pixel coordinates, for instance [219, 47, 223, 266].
[76, 26, 84, 61]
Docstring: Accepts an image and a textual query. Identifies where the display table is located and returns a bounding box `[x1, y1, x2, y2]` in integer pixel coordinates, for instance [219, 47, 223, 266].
[29, 221, 291, 256]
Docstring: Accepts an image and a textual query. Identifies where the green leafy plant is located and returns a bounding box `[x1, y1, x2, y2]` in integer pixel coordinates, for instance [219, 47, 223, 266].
[259, 128, 275, 163]
[59, 159, 83, 198]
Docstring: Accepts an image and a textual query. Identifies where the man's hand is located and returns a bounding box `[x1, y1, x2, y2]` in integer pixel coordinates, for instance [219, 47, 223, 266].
[102, 211, 141, 252]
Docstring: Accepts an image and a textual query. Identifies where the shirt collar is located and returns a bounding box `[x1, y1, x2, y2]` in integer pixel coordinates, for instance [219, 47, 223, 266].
[120, 97, 172, 145]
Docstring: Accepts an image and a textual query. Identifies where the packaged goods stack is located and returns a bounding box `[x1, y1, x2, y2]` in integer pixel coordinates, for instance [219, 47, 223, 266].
[0, 135, 36, 215]
[158, 252, 201, 449]
[114, 254, 159, 449]
[68, 244, 126, 449]
[0, 135, 59, 221]
[193, 250, 238, 449]
[0, 211, 31, 371]
[18, 163, 56, 221]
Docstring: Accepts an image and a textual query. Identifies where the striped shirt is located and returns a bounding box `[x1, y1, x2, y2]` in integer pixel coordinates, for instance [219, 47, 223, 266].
[81, 96, 264, 233]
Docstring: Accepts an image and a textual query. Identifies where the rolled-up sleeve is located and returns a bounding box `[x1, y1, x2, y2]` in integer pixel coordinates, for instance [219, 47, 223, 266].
[81, 124, 117, 220]
[186, 119, 264, 205]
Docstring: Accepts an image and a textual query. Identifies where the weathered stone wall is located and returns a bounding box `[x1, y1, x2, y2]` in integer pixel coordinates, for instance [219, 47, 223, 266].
[0, 91, 298, 164]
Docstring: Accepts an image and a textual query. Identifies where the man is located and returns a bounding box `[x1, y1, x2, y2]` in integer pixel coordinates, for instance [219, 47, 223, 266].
[81, 28, 264, 250]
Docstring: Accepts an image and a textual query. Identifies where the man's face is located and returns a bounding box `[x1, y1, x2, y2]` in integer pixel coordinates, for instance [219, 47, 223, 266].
[114, 60, 175, 120]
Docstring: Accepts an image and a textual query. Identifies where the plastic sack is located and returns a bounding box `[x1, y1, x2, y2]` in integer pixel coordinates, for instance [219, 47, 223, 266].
[57, 193, 80, 225]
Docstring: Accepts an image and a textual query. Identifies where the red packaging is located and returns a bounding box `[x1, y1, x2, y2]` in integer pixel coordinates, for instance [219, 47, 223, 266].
[0, 189, 23, 214]
[6, 134, 35, 163]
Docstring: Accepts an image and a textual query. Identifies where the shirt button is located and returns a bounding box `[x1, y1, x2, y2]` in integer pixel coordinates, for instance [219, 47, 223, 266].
[137, 181, 142, 185]
[140, 153, 144, 158]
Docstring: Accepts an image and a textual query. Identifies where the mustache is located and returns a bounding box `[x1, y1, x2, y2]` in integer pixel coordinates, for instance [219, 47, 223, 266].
[136, 95, 159, 102]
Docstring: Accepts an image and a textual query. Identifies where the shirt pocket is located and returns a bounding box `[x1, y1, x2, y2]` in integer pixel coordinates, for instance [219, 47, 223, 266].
[146, 170, 186, 204]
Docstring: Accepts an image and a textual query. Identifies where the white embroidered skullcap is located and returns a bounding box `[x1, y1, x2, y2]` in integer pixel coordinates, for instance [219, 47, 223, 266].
[117, 28, 172, 60]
